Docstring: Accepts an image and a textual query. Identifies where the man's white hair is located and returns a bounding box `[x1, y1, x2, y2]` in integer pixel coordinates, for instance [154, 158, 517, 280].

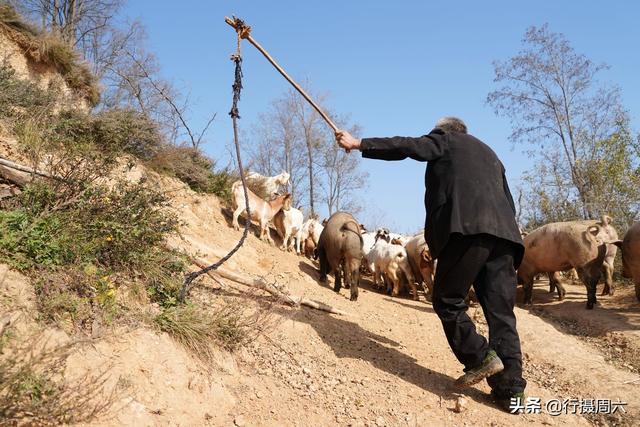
[435, 117, 468, 134]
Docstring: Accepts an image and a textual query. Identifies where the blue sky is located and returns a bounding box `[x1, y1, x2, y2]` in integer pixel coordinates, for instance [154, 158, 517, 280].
[122, 1, 640, 233]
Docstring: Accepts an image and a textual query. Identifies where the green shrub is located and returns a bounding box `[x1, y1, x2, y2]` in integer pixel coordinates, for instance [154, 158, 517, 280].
[0, 179, 181, 272]
[205, 168, 235, 202]
[143, 251, 186, 308]
[0, 210, 71, 271]
[147, 144, 234, 200]
[147, 144, 211, 187]
[9, 104, 163, 192]
[14, 112, 120, 199]
[68, 181, 178, 268]
[92, 109, 163, 160]
[0, 180, 184, 328]
[18, 182, 58, 215]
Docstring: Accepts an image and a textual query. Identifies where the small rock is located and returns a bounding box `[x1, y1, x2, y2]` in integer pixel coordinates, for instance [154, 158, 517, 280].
[234, 415, 246, 426]
[454, 396, 468, 413]
[303, 367, 312, 376]
[375, 416, 386, 427]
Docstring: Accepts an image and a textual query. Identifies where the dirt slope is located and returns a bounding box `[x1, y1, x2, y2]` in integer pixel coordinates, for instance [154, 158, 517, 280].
[2, 172, 639, 426]
[160, 179, 638, 426]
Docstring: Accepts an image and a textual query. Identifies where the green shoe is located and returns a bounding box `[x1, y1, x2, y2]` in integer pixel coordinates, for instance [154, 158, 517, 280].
[454, 350, 504, 389]
[491, 391, 526, 414]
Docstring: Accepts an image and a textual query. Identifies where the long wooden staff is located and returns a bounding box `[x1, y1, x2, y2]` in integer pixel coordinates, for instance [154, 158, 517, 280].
[224, 16, 338, 133]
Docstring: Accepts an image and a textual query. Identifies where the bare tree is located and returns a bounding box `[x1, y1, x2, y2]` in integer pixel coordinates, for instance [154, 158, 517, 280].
[289, 87, 328, 216]
[318, 120, 367, 215]
[488, 24, 633, 222]
[250, 89, 368, 215]
[86, 21, 215, 149]
[249, 95, 308, 207]
[12, 0, 123, 62]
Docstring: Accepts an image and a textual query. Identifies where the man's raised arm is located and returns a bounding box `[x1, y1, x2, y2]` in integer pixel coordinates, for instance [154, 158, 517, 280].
[336, 129, 447, 162]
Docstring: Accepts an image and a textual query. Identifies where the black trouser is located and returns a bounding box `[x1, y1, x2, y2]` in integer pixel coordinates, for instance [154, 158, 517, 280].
[432, 233, 526, 397]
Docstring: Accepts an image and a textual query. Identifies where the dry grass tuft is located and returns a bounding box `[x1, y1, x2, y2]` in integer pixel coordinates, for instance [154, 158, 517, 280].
[0, 327, 116, 425]
[154, 294, 272, 360]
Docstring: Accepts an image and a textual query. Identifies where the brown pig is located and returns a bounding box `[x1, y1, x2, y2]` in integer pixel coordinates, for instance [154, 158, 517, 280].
[317, 212, 364, 301]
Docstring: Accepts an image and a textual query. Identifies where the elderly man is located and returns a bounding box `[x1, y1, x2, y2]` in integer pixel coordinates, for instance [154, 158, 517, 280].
[336, 117, 526, 411]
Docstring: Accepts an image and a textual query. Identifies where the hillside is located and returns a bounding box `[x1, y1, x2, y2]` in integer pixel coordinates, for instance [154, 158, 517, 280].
[4, 165, 639, 426]
[1, 5, 639, 426]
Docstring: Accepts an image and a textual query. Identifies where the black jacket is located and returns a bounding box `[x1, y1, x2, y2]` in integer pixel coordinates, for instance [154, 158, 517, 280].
[361, 128, 524, 267]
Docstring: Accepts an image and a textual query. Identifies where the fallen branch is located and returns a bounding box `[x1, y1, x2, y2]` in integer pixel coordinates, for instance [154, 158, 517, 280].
[0, 157, 60, 181]
[0, 163, 32, 187]
[189, 257, 349, 316]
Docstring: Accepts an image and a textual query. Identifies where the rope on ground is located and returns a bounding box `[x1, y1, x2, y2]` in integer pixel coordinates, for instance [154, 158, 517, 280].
[178, 29, 252, 303]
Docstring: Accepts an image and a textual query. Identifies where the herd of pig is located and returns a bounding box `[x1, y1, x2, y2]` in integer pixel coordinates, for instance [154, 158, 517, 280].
[230, 172, 640, 309]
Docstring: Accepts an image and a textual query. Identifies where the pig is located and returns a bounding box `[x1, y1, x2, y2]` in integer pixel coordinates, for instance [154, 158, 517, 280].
[317, 212, 364, 301]
[404, 234, 436, 297]
[517, 220, 609, 309]
[613, 222, 640, 302]
[548, 215, 618, 297]
[584, 215, 618, 296]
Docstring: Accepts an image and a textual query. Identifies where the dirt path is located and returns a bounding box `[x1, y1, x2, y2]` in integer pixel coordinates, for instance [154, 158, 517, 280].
[159, 188, 639, 426]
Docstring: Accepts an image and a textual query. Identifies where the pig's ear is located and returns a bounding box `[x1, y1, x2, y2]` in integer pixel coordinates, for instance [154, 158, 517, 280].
[610, 240, 623, 248]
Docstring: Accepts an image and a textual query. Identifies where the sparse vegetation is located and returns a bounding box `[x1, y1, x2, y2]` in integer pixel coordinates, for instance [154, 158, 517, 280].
[1, 61, 234, 201]
[147, 143, 235, 201]
[0, 67, 188, 326]
[0, 179, 185, 329]
[0, 328, 115, 424]
[0, 58, 245, 353]
[0, 62, 57, 114]
[0, 3, 100, 105]
[0, 5, 264, 389]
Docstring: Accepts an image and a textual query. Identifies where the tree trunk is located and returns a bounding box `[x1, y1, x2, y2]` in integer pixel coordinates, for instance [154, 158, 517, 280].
[306, 141, 314, 215]
[52, 0, 60, 31]
[65, 0, 77, 43]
